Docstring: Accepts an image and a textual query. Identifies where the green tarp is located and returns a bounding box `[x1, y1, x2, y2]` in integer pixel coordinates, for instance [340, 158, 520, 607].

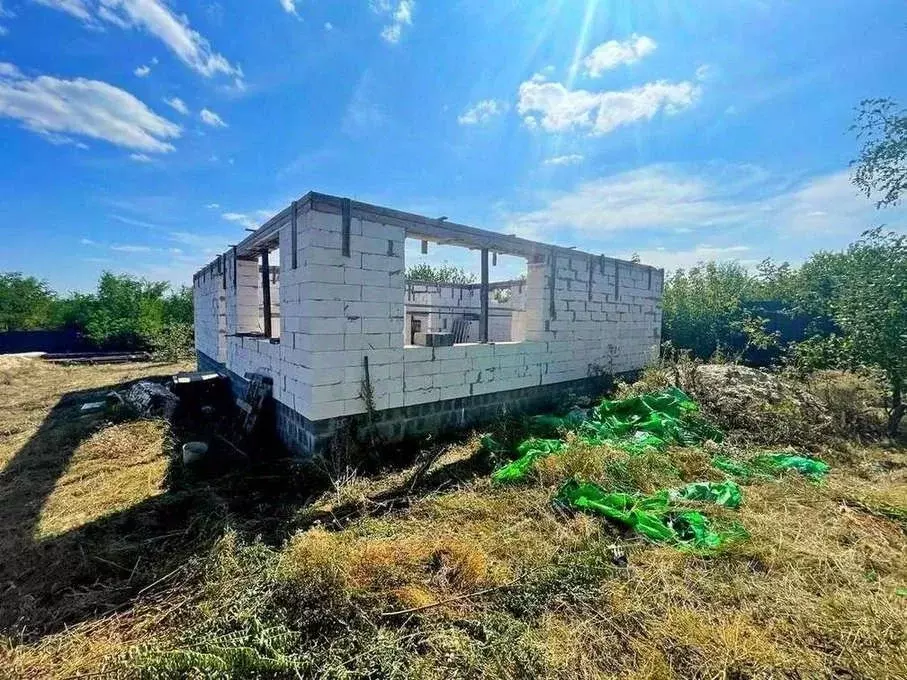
[712, 453, 830, 481]
[556, 479, 747, 551]
[491, 388, 723, 484]
[670, 480, 743, 509]
[485, 387, 829, 552]
[491, 438, 565, 485]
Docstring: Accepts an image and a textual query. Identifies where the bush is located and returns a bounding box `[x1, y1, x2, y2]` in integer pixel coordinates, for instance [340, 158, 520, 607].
[806, 370, 887, 439]
[662, 262, 752, 360]
[149, 322, 195, 362]
[0, 273, 56, 331]
[1, 270, 195, 357]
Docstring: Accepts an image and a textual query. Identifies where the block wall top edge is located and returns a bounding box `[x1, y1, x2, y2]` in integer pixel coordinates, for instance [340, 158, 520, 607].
[204, 190, 667, 277]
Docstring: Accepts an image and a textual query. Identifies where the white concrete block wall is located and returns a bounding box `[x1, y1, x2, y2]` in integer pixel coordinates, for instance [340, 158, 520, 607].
[249, 206, 409, 421]
[193, 263, 226, 362]
[225, 255, 262, 336]
[198, 199, 663, 425]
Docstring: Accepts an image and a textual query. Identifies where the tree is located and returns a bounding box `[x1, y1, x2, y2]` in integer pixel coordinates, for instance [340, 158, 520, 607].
[0, 273, 56, 331]
[405, 263, 477, 284]
[81, 272, 169, 349]
[162, 286, 193, 325]
[852, 98, 907, 208]
[830, 229, 907, 437]
[662, 261, 754, 359]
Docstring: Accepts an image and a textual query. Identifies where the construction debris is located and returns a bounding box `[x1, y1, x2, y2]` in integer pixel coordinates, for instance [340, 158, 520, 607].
[43, 352, 152, 366]
[120, 380, 180, 419]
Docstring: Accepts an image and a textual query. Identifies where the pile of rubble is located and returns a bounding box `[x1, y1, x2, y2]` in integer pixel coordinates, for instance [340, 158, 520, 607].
[682, 364, 833, 447]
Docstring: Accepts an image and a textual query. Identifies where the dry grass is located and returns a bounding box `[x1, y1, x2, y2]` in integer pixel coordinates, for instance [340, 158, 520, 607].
[0, 357, 193, 678]
[1, 358, 905, 679]
[35, 419, 170, 538]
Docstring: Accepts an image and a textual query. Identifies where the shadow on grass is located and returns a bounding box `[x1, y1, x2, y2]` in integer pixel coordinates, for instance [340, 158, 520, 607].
[0, 376, 495, 641]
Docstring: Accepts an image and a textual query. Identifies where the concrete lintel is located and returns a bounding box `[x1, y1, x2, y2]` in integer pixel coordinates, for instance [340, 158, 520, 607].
[193, 190, 664, 279]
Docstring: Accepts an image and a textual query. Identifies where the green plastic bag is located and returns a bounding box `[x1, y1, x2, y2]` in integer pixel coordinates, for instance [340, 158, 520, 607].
[556, 479, 746, 551]
[756, 453, 830, 479]
[491, 438, 565, 484]
[713, 453, 830, 481]
[670, 480, 742, 509]
[491, 388, 724, 484]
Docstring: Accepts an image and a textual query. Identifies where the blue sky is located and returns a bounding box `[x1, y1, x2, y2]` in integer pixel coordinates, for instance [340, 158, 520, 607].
[0, 0, 905, 292]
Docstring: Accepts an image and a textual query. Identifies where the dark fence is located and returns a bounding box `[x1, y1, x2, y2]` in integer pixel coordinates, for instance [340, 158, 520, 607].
[0, 329, 94, 355]
[739, 300, 837, 366]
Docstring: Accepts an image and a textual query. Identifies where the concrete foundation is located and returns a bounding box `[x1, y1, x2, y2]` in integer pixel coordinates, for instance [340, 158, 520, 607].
[198, 349, 628, 455]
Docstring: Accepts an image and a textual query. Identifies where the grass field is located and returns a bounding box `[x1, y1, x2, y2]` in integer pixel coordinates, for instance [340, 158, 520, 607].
[0, 357, 905, 679]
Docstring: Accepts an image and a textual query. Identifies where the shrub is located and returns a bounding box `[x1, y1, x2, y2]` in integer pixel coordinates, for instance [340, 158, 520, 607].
[806, 370, 887, 438]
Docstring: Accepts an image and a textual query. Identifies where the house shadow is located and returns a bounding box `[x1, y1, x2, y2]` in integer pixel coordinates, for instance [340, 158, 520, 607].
[0, 376, 495, 641]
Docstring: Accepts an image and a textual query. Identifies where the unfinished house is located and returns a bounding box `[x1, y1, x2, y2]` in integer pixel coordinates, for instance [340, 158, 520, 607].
[193, 192, 664, 455]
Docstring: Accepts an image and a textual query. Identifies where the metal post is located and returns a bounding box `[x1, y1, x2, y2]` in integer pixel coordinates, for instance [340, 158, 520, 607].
[341, 198, 351, 258]
[291, 200, 298, 269]
[480, 248, 489, 343]
[261, 250, 272, 338]
[549, 252, 557, 320]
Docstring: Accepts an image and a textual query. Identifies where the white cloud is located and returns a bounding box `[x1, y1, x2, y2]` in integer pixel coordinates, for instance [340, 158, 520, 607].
[199, 107, 226, 127]
[0, 62, 180, 152]
[279, 0, 296, 14]
[134, 56, 158, 77]
[620, 245, 755, 273]
[169, 230, 234, 256]
[110, 244, 153, 252]
[80, 237, 96, 245]
[543, 154, 584, 166]
[342, 70, 385, 136]
[222, 209, 273, 229]
[31, 0, 242, 81]
[205, 202, 220, 209]
[32, 0, 92, 21]
[164, 96, 188, 115]
[324, 21, 333, 31]
[129, 152, 152, 162]
[40, 131, 90, 148]
[458, 99, 506, 125]
[517, 75, 699, 136]
[505, 165, 905, 248]
[371, 0, 413, 43]
[773, 170, 888, 236]
[583, 34, 657, 77]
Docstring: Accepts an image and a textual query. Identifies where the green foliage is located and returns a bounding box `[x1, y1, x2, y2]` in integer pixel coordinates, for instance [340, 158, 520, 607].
[661, 229, 906, 436]
[662, 254, 854, 364]
[406, 263, 477, 284]
[83, 272, 170, 349]
[662, 261, 753, 359]
[851, 98, 907, 208]
[0, 271, 194, 358]
[76, 273, 194, 355]
[148, 322, 196, 362]
[787, 334, 855, 373]
[830, 229, 907, 435]
[0, 273, 56, 331]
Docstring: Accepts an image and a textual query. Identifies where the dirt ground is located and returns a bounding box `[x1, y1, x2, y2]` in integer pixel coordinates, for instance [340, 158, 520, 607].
[0, 358, 905, 679]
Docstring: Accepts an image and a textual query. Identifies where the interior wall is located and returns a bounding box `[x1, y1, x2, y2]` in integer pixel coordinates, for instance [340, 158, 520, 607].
[403, 280, 526, 343]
